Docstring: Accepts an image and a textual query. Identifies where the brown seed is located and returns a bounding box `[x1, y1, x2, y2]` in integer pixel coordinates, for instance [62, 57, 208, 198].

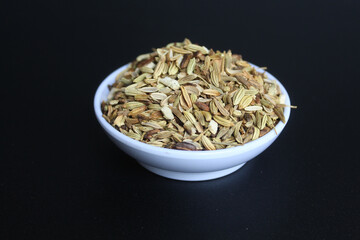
[195, 101, 210, 111]
[150, 110, 163, 120]
[143, 129, 161, 140]
[128, 105, 147, 117]
[169, 106, 187, 123]
[260, 127, 271, 137]
[136, 56, 154, 68]
[180, 54, 193, 69]
[174, 142, 197, 151]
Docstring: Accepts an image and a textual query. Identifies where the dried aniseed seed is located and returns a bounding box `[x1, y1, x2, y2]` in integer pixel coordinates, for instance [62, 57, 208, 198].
[190, 93, 197, 103]
[216, 127, 229, 139]
[143, 129, 161, 140]
[161, 106, 174, 120]
[129, 105, 147, 117]
[184, 43, 209, 54]
[153, 59, 165, 79]
[183, 111, 203, 133]
[187, 58, 196, 75]
[101, 38, 295, 150]
[139, 87, 158, 93]
[244, 106, 263, 111]
[203, 89, 221, 96]
[213, 115, 234, 127]
[180, 86, 192, 108]
[123, 102, 145, 110]
[252, 127, 260, 140]
[180, 54, 192, 69]
[202, 111, 212, 122]
[213, 98, 230, 117]
[174, 142, 197, 151]
[233, 87, 245, 105]
[183, 121, 196, 135]
[208, 120, 218, 135]
[238, 95, 253, 109]
[169, 106, 187, 123]
[159, 76, 180, 90]
[195, 101, 210, 111]
[194, 110, 206, 126]
[201, 135, 216, 150]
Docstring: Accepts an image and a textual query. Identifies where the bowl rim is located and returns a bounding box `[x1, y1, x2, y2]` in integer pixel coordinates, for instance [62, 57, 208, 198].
[94, 63, 291, 157]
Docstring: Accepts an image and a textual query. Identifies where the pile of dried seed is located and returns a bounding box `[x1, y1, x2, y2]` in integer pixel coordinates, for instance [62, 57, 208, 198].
[101, 39, 294, 150]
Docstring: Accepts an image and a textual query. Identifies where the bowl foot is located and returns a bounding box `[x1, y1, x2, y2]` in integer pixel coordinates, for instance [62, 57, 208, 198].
[138, 162, 246, 181]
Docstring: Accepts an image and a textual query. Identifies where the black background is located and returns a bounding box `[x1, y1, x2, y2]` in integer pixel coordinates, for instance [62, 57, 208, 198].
[1, 0, 360, 239]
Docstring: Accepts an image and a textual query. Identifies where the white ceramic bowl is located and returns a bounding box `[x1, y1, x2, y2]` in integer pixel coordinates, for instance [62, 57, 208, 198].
[94, 63, 291, 181]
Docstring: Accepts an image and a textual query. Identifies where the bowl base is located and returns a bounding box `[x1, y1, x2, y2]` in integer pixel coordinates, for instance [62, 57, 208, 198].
[139, 162, 246, 181]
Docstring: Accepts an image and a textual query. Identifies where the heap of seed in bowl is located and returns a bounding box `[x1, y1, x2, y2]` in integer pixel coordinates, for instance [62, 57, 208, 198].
[101, 39, 294, 150]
